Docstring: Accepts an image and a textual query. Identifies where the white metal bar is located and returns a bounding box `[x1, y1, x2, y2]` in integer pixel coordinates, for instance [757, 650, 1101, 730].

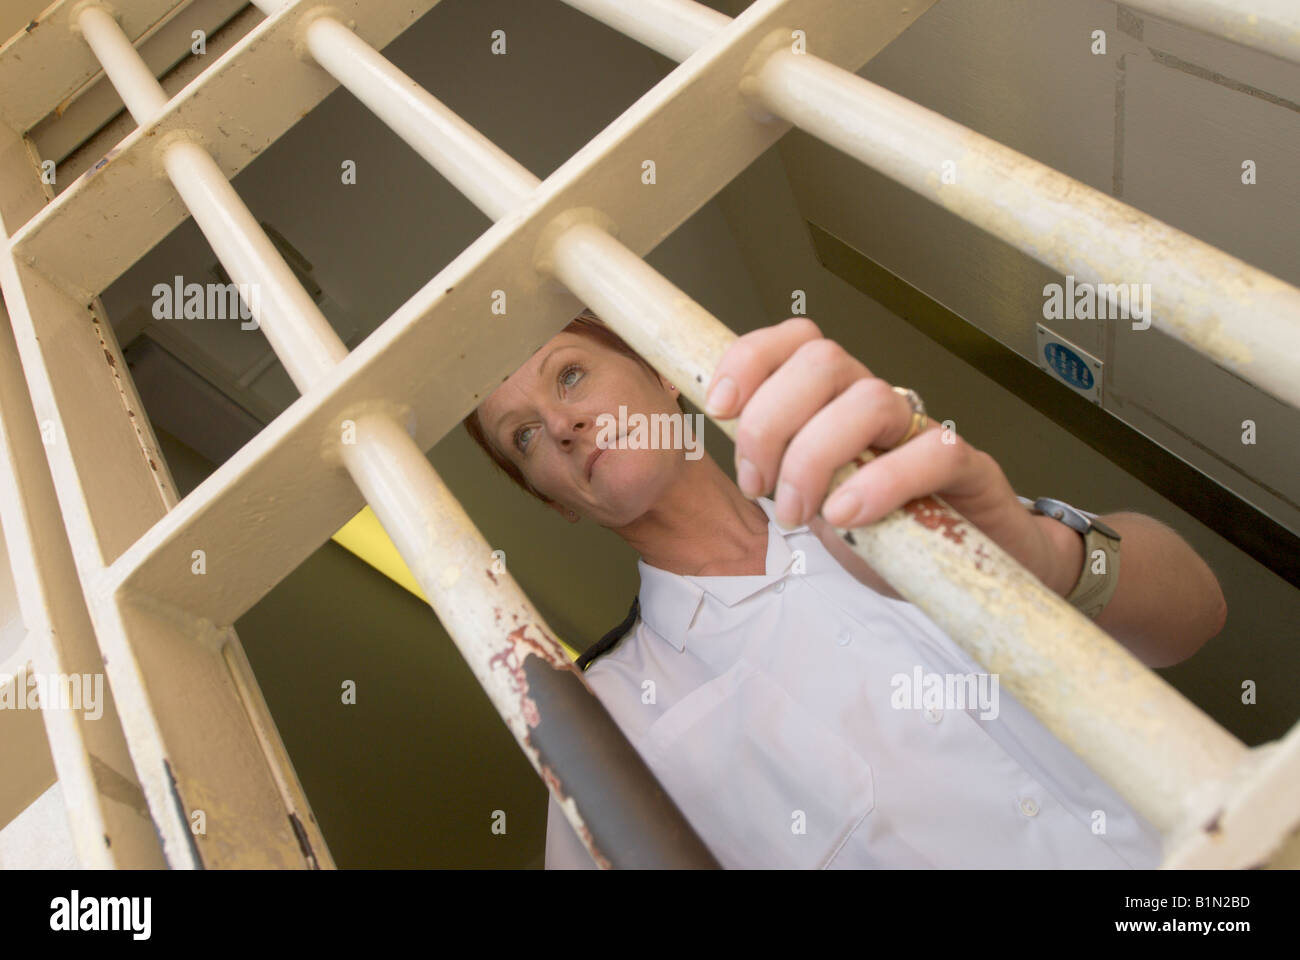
[75, 5, 170, 124]
[1164, 719, 1300, 868]
[556, 0, 729, 62]
[746, 48, 1300, 412]
[161, 138, 348, 389]
[297, 13, 538, 220]
[336, 411, 717, 866]
[1124, 0, 1300, 65]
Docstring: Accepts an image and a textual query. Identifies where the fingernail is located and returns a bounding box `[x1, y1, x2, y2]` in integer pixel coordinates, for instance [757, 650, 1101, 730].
[737, 457, 761, 496]
[706, 377, 737, 416]
[775, 481, 804, 527]
[823, 489, 861, 526]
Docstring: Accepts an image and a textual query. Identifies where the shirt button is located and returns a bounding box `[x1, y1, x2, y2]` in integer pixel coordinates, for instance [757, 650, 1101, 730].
[923, 706, 943, 723]
[773, 581, 786, 593]
[835, 629, 851, 646]
[1019, 796, 1040, 817]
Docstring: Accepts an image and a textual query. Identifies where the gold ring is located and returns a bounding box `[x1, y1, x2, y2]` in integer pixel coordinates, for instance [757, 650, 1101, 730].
[891, 386, 928, 447]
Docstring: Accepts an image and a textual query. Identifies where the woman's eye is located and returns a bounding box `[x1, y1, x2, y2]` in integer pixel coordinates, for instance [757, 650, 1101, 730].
[514, 425, 535, 452]
[559, 364, 584, 388]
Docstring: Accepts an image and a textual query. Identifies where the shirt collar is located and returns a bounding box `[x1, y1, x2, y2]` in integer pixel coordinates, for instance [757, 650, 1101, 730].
[635, 497, 810, 652]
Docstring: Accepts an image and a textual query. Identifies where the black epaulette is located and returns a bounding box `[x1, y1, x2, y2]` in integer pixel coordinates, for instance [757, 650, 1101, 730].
[576, 596, 639, 671]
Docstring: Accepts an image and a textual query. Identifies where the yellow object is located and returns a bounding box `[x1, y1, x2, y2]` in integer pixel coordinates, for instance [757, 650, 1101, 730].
[332, 507, 581, 661]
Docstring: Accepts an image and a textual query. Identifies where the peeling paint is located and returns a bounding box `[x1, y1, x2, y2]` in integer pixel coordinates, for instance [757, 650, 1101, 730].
[89, 753, 150, 820]
[903, 495, 968, 544]
[288, 812, 319, 868]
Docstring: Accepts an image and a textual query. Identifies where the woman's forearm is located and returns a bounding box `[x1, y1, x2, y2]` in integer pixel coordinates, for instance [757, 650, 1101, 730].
[1036, 511, 1227, 668]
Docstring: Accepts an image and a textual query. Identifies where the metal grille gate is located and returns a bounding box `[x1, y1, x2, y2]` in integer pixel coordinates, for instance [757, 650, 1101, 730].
[0, 0, 1297, 869]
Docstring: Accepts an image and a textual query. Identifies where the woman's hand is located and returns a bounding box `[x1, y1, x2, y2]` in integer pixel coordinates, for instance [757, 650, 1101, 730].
[702, 317, 1078, 597]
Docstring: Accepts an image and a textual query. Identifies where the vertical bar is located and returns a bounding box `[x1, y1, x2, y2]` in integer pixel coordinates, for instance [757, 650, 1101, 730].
[339, 413, 718, 867]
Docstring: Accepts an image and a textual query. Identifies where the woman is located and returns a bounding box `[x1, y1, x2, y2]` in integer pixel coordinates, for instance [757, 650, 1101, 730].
[464, 309, 1227, 869]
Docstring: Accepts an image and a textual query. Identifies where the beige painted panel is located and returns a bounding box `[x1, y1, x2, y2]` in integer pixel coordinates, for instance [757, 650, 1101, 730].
[28, 0, 251, 168]
[0, 0, 188, 133]
[0, 669, 56, 830]
[2, 123, 329, 866]
[0, 283, 164, 866]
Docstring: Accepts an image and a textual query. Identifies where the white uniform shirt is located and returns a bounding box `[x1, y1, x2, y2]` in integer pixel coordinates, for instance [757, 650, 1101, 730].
[545, 496, 1164, 869]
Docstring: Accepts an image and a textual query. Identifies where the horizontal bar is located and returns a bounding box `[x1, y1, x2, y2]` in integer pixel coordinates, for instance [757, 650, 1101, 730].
[747, 49, 1300, 412]
[1124, 0, 1300, 65]
[557, 0, 729, 62]
[808, 220, 1300, 590]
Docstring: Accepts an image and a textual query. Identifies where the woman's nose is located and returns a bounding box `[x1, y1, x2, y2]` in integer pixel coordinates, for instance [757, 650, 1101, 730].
[551, 413, 589, 445]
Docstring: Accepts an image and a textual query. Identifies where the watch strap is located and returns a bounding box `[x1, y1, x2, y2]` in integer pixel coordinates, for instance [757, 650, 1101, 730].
[1065, 525, 1122, 619]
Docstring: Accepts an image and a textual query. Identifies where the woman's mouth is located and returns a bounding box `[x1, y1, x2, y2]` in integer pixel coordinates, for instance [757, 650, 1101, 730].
[586, 448, 605, 480]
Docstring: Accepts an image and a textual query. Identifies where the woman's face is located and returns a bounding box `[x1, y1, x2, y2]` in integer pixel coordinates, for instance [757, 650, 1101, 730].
[476, 331, 687, 527]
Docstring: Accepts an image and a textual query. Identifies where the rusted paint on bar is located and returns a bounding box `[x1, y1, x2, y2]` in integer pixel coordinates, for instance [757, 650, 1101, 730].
[338, 411, 717, 867]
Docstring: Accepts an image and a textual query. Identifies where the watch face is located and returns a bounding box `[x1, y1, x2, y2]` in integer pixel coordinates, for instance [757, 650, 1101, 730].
[1033, 497, 1089, 535]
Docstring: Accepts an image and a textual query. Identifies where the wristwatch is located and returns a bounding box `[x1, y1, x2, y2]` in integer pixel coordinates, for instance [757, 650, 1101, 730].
[1027, 497, 1122, 619]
